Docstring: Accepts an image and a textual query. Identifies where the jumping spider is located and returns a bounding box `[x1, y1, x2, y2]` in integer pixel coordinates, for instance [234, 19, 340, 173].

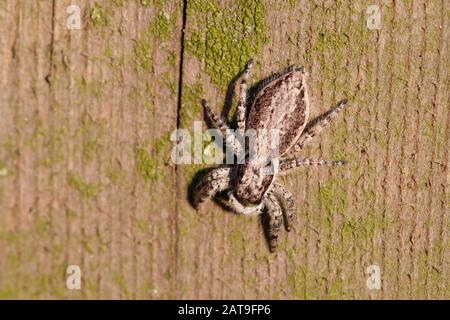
[193, 59, 348, 252]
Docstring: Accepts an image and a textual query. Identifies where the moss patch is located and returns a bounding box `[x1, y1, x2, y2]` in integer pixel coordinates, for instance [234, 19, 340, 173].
[135, 29, 154, 72]
[342, 210, 384, 244]
[89, 2, 111, 27]
[155, 12, 173, 41]
[111, 0, 128, 6]
[68, 172, 99, 199]
[289, 0, 298, 8]
[229, 227, 245, 254]
[306, 30, 349, 81]
[316, 178, 348, 216]
[0, 162, 8, 177]
[186, 0, 268, 89]
[180, 81, 204, 127]
[140, 0, 151, 7]
[136, 135, 170, 182]
[134, 7, 176, 72]
[287, 261, 352, 300]
[136, 144, 157, 182]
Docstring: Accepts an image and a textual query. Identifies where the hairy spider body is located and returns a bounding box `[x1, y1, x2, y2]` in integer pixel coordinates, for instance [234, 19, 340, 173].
[193, 59, 348, 252]
[234, 65, 309, 205]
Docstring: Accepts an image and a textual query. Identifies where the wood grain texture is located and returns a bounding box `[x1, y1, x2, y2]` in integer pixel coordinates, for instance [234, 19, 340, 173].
[0, 0, 448, 299]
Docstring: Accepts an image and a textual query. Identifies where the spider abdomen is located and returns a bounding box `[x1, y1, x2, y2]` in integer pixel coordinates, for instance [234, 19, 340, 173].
[233, 66, 310, 205]
[246, 66, 310, 158]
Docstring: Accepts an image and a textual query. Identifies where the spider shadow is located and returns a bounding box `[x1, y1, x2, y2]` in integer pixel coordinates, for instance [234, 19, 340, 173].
[220, 67, 245, 127]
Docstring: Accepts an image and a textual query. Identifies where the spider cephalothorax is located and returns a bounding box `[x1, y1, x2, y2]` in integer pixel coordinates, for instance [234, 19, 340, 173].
[193, 59, 348, 252]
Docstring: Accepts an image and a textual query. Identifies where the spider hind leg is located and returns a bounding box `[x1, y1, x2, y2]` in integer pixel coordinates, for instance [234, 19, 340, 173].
[262, 193, 284, 252]
[272, 182, 296, 232]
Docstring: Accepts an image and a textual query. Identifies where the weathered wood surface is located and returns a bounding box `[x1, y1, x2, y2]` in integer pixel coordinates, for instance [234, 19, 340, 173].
[0, 0, 448, 299]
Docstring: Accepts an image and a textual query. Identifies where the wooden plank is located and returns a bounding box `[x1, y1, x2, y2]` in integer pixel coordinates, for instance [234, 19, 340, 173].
[0, 0, 448, 299]
[178, 0, 449, 299]
[0, 0, 183, 299]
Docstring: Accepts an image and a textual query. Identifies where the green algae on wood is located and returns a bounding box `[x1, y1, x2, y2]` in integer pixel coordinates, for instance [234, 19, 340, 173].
[135, 29, 154, 72]
[136, 135, 170, 182]
[316, 178, 348, 216]
[180, 81, 204, 128]
[155, 12, 174, 41]
[185, 0, 268, 89]
[136, 144, 158, 182]
[134, 9, 176, 72]
[68, 172, 99, 199]
[89, 2, 111, 27]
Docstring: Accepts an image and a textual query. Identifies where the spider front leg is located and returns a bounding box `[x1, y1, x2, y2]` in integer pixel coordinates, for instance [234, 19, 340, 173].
[262, 193, 283, 252]
[286, 99, 348, 157]
[236, 58, 254, 131]
[202, 99, 242, 156]
[279, 158, 347, 174]
[271, 182, 295, 232]
[193, 167, 233, 208]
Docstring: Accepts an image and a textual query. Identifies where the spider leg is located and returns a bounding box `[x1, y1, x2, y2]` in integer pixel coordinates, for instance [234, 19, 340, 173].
[236, 59, 254, 132]
[202, 99, 242, 156]
[271, 182, 295, 232]
[286, 99, 348, 157]
[193, 167, 233, 208]
[262, 193, 283, 252]
[279, 158, 347, 175]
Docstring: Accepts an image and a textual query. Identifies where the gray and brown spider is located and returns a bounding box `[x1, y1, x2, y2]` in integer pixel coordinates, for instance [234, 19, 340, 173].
[193, 59, 348, 252]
